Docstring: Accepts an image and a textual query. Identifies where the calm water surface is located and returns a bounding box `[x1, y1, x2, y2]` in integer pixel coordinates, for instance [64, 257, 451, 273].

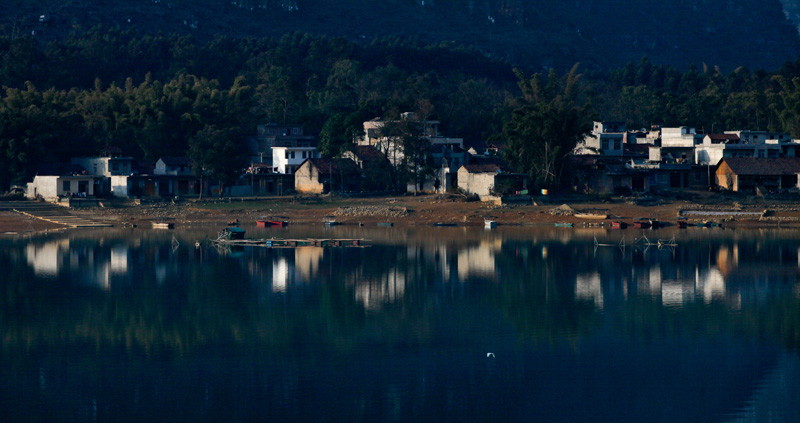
[1, 224, 799, 422]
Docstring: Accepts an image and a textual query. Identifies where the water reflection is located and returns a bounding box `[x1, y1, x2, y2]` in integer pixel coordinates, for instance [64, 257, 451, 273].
[1, 227, 800, 422]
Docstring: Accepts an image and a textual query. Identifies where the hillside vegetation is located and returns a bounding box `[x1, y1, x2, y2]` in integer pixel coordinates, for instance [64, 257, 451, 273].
[2, 0, 799, 71]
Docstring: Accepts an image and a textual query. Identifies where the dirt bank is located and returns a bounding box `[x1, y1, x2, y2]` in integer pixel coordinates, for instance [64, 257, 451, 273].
[4, 191, 800, 234]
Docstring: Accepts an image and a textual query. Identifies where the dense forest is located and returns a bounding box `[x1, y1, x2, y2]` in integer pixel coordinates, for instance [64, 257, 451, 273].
[1, 0, 799, 71]
[4, 29, 800, 188]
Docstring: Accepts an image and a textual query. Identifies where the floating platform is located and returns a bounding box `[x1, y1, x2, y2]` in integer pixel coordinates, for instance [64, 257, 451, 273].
[212, 237, 368, 248]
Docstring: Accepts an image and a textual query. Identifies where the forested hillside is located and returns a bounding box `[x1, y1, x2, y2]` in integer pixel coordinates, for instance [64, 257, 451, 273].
[4, 30, 800, 190]
[2, 0, 799, 71]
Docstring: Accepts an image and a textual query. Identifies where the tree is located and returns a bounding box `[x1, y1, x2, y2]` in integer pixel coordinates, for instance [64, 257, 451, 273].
[380, 112, 432, 194]
[188, 125, 248, 199]
[501, 65, 593, 189]
[318, 112, 365, 157]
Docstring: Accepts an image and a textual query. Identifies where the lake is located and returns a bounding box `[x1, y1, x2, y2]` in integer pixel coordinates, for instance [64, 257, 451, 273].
[1, 224, 799, 422]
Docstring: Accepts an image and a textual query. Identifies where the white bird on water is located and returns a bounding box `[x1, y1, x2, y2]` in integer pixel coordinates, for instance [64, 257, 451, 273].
[486, 352, 495, 358]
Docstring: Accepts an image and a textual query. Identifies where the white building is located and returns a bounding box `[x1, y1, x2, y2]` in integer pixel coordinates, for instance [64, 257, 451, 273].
[695, 133, 780, 165]
[358, 112, 464, 166]
[71, 156, 133, 177]
[725, 130, 791, 145]
[576, 121, 626, 156]
[271, 146, 319, 174]
[26, 174, 103, 201]
[661, 126, 703, 147]
[155, 157, 193, 175]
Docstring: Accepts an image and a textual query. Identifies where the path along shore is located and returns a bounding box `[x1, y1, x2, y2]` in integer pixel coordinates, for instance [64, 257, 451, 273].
[3, 191, 800, 233]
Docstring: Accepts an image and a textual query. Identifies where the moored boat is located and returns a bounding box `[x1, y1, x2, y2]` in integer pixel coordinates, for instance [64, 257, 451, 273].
[612, 221, 628, 229]
[257, 220, 288, 227]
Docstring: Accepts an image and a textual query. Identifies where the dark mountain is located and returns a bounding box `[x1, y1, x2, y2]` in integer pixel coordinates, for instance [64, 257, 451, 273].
[2, 0, 800, 71]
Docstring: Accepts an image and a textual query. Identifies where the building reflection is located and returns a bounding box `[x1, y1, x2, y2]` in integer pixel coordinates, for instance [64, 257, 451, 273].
[573, 240, 800, 309]
[23, 239, 132, 289]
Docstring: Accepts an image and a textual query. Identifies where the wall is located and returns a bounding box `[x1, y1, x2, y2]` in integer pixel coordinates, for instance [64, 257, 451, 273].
[111, 176, 130, 197]
[26, 176, 59, 200]
[294, 162, 325, 194]
[457, 169, 495, 199]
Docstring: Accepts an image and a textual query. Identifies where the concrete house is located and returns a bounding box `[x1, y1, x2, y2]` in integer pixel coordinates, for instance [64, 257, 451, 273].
[294, 158, 362, 194]
[26, 164, 104, 202]
[654, 126, 703, 164]
[272, 146, 320, 174]
[249, 123, 317, 169]
[695, 133, 780, 165]
[576, 121, 626, 156]
[457, 163, 526, 203]
[155, 157, 192, 176]
[715, 157, 800, 193]
[358, 112, 464, 167]
[111, 157, 199, 198]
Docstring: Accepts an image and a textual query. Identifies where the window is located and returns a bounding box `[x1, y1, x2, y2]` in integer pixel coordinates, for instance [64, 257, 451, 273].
[601, 139, 610, 150]
[659, 174, 668, 184]
[614, 139, 621, 150]
[284, 150, 289, 159]
[758, 150, 765, 158]
[292, 128, 298, 134]
[62, 181, 70, 192]
[290, 151, 295, 159]
[695, 172, 702, 181]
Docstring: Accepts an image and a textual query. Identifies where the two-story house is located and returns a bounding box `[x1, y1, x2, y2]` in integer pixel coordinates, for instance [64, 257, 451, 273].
[575, 121, 626, 156]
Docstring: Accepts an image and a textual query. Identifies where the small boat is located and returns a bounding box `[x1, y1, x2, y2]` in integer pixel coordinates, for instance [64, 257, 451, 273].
[484, 219, 497, 228]
[633, 220, 651, 229]
[377, 222, 394, 227]
[611, 221, 628, 229]
[257, 220, 288, 227]
[574, 213, 608, 220]
[219, 226, 246, 240]
[152, 222, 174, 229]
[323, 219, 338, 227]
[554, 222, 574, 227]
[649, 218, 661, 229]
[677, 220, 688, 228]
[433, 222, 458, 227]
[227, 219, 240, 226]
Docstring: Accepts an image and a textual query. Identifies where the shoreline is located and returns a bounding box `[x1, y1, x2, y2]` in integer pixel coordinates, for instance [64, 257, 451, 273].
[5, 191, 800, 233]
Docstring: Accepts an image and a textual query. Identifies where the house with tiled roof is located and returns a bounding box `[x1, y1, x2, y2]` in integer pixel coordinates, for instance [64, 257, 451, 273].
[715, 157, 800, 193]
[294, 158, 362, 194]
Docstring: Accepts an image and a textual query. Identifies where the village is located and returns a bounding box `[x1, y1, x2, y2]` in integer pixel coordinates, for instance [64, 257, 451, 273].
[19, 112, 800, 209]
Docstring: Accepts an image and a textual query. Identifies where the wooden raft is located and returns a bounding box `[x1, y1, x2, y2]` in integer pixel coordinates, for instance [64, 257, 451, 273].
[212, 237, 368, 248]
